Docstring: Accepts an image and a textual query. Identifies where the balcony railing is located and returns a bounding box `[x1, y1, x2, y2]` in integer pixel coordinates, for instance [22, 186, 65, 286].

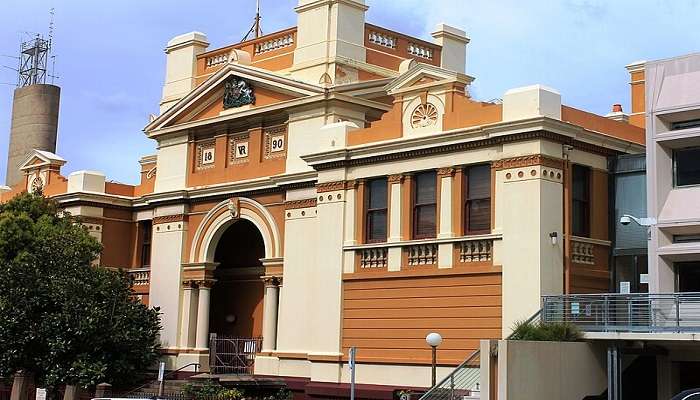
[542, 293, 700, 333]
[359, 247, 388, 269]
[347, 234, 501, 272]
[128, 268, 150, 286]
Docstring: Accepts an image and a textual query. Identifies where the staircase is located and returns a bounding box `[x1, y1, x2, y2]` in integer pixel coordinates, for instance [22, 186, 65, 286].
[419, 311, 542, 400]
[135, 380, 191, 397]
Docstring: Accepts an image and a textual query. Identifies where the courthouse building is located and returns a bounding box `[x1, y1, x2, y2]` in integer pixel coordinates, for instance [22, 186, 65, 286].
[1, 0, 646, 395]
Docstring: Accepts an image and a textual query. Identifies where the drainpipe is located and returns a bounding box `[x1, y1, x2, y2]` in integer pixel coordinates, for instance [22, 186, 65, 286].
[562, 145, 573, 294]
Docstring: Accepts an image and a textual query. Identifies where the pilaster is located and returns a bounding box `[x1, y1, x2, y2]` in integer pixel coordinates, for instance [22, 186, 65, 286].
[497, 156, 564, 337]
[149, 207, 188, 349]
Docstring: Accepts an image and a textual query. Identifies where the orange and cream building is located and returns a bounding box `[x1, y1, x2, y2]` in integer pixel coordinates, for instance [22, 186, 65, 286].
[1, 0, 647, 396]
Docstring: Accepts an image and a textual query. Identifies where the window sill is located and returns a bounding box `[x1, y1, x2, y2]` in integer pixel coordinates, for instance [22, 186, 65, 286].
[344, 233, 503, 251]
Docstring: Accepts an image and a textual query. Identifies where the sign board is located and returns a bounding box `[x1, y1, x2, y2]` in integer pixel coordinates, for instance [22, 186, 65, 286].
[571, 302, 580, 315]
[640, 274, 649, 284]
[620, 281, 631, 294]
[158, 361, 166, 382]
[35, 388, 47, 400]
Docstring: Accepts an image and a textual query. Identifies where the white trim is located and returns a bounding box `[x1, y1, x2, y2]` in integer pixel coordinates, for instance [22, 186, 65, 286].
[190, 197, 282, 263]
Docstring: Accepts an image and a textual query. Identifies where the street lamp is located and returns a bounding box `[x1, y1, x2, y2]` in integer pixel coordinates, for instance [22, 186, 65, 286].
[426, 332, 443, 387]
[619, 214, 656, 227]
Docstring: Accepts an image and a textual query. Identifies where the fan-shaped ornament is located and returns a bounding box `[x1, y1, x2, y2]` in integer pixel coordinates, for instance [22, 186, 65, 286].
[31, 177, 44, 193]
[411, 103, 438, 128]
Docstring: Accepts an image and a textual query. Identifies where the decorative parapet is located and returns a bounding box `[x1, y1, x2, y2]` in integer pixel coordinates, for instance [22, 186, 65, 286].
[346, 235, 500, 272]
[254, 33, 294, 54]
[128, 268, 150, 286]
[408, 42, 434, 60]
[571, 239, 595, 265]
[407, 243, 438, 266]
[459, 240, 492, 263]
[206, 53, 230, 68]
[368, 31, 397, 49]
[359, 247, 388, 269]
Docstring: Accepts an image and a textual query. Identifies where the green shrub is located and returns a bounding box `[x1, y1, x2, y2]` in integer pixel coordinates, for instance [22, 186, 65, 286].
[258, 389, 293, 400]
[509, 320, 583, 342]
[182, 381, 243, 400]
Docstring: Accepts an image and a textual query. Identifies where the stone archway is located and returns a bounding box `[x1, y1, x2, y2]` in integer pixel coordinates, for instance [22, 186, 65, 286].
[208, 219, 265, 339]
[184, 197, 283, 373]
[190, 197, 282, 264]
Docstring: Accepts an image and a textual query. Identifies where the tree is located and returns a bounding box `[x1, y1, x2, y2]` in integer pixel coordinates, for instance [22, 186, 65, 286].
[0, 193, 161, 391]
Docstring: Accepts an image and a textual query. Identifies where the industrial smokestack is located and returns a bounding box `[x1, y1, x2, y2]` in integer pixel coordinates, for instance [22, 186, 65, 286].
[5, 84, 60, 187]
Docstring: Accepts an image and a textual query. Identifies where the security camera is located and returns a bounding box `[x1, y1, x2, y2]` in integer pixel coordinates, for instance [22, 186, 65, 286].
[620, 215, 632, 226]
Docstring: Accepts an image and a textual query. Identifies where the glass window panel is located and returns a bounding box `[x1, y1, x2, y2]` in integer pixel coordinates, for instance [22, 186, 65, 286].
[572, 200, 588, 237]
[415, 205, 436, 237]
[368, 210, 387, 242]
[415, 172, 436, 204]
[676, 147, 700, 187]
[468, 165, 490, 199]
[572, 165, 590, 201]
[368, 178, 388, 209]
[468, 199, 491, 232]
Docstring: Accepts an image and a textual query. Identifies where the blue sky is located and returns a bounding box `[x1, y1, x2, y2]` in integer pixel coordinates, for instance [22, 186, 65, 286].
[0, 0, 699, 184]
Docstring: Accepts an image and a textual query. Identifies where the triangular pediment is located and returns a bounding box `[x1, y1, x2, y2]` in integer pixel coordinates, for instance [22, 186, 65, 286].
[385, 63, 475, 95]
[146, 64, 324, 132]
[19, 149, 66, 171]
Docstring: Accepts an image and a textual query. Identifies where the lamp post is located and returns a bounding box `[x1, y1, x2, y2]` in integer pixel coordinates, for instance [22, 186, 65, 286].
[426, 332, 443, 387]
[619, 214, 656, 227]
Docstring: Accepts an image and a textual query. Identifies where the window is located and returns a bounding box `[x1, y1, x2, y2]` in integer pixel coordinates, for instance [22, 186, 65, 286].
[365, 178, 388, 242]
[572, 165, 590, 237]
[413, 171, 437, 239]
[140, 221, 152, 267]
[464, 165, 491, 234]
[671, 119, 700, 131]
[675, 147, 700, 187]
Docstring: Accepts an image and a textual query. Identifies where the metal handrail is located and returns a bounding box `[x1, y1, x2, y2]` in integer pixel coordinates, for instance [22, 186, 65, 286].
[419, 310, 542, 400]
[123, 363, 200, 396]
[542, 292, 700, 333]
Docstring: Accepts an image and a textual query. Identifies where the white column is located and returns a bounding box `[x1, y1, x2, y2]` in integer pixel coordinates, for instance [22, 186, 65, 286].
[388, 175, 404, 272]
[388, 175, 403, 243]
[343, 182, 357, 247]
[179, 281, 197, 349]
[438, 169, 454, 239]
[438, 169, 455, 269]
[194, 280, 213, 350]
[262, 277, 280, 352]
[149, 209, 187, 349]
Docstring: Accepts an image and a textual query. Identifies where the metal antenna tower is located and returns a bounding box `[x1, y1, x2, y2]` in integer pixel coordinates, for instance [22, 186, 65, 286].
[17, 36, 51, 87]
[16, 9, 56, 87]
[242, 0, 263, 42]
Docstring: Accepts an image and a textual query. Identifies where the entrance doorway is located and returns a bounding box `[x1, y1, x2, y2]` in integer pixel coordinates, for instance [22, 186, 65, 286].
[209, 219, 265, 374]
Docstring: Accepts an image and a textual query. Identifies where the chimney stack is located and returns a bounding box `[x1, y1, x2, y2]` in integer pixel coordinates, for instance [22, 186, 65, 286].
[431, 24, 470, 73]
[160, 32, 209, 114]
[606, 103, 629, 123]
[293, 0, 368, 85]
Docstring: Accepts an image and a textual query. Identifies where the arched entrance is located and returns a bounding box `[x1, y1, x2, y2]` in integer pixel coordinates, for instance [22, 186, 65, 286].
[186, 198, 282, 374]
[209, 219, 265, 338]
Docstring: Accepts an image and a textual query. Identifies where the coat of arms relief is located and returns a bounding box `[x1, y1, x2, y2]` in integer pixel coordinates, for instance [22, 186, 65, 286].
[223, 76, 256, 109]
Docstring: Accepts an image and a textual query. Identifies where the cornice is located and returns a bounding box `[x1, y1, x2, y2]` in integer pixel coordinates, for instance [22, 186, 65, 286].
[316, 181, 346, 193]
[491, 155, 564, 171]
[302, 117, 643, 171]
[153, 214, 188, 225]
[284, 198, 318, 210]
